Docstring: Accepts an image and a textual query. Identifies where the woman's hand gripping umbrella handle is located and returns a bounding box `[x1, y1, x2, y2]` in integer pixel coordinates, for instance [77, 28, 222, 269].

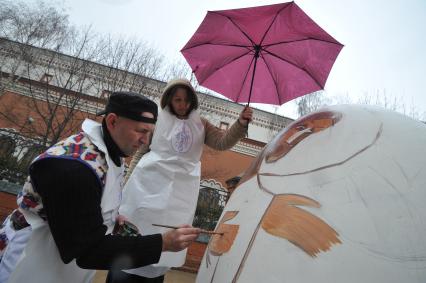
[238, 106, 253, 126]
[238, 106, 253, 137]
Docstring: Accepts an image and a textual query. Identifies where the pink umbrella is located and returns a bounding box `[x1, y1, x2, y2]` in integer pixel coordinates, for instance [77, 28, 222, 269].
[181, 2, 343, 105]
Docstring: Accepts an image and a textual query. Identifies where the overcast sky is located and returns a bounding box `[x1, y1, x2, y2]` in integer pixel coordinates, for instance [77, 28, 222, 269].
[39, 0, 426, 119]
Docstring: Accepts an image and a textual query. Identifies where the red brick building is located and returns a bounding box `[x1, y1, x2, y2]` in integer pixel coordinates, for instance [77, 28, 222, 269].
[0, 38, 292, 273]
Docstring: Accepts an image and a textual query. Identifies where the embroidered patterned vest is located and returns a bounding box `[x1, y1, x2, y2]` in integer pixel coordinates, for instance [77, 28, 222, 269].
[0, 132, 108, 260]
[18, 132, 108, 221]
[1, 132, 108, 258]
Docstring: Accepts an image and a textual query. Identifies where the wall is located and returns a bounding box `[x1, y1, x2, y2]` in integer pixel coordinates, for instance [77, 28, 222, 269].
[0, 39, 295, 274]
[201, 145, 255, 186]
[0, 192, 16, 222]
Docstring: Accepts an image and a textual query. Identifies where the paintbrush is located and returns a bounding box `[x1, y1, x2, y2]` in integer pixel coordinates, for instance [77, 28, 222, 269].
[152, 224, 224, 235]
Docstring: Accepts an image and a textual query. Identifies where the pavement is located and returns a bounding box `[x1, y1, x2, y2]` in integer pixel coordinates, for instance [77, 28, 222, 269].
[93, 269, 196, 283]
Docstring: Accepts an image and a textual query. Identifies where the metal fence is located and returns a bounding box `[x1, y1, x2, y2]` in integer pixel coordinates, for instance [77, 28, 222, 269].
[193, 180, 229, 243]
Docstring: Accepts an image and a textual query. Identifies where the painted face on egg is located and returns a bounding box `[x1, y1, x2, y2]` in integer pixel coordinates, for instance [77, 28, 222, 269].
[197, 105, 426, 283]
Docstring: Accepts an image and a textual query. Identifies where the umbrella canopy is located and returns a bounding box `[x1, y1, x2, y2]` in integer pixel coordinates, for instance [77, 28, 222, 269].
[181, 2, 343, 105]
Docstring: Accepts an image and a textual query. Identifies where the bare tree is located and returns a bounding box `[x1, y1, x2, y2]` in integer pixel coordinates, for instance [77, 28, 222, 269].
[92, 35, 166, 95]
[296, 88, 425, 122]
[355, 89, 425, 121]
[0, 0, 72, 96]
[0, 0, 70, 48]
[0, 0, 167, 182]
[296, 90, 330, 117]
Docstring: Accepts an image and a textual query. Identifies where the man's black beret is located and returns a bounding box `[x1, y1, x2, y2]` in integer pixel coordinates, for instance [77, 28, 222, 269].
[97, 91, 158, 124]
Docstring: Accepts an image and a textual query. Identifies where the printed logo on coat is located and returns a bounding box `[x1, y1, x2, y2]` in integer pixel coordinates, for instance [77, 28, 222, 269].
[171, 122, 193, 153]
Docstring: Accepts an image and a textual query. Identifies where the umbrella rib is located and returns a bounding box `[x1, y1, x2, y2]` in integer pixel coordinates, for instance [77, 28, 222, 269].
[259, 53, 282, 105]
[235, 55, 256, 103]
[263, 37, 344, 48]
[196, 50, 252, 85]
[259, 3, 293, 46]
[262, 49, 324, 89]
[212, 11, 256, 46]
[181, 42, 252, 52]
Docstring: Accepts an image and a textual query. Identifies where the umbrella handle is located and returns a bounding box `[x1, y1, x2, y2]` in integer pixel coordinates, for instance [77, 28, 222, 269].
[247, 45, 261, 105]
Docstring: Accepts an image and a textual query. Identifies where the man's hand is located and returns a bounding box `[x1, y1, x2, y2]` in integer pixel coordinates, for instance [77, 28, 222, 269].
[238, 106, 253, 126]
[113, 215, 140, 236]
[115, 214, 127, 225]
[162, 225, 201, 252]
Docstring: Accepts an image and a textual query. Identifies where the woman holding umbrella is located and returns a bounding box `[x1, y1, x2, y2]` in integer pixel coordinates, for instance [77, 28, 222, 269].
[108, 78, 252, 283]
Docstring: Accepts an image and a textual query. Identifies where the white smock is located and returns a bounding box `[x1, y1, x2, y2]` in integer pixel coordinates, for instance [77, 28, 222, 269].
[0, 217, 31, 283]
[8, 119, 125, 283]
[120, 107, 205, 278]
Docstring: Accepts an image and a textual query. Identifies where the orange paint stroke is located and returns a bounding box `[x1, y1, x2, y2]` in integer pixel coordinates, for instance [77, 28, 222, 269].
[210, 224, 239, 256]
[239, 111, 341, 186]
[266, 111, 341, 163]
[208, 211, 239, 256]
[261, 194, 341, 257]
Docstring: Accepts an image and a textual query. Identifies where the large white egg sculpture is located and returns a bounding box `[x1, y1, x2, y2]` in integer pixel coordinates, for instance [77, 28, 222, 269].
[196, 105, 426, 283]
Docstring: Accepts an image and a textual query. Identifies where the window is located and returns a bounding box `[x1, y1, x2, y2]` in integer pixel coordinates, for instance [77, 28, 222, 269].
[40, 73, 53, 84]
[18, 146, 40, 170]
[100, 90, 111, 100]
[219, 121, 229, 130]
[0, 135, 16, 158]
